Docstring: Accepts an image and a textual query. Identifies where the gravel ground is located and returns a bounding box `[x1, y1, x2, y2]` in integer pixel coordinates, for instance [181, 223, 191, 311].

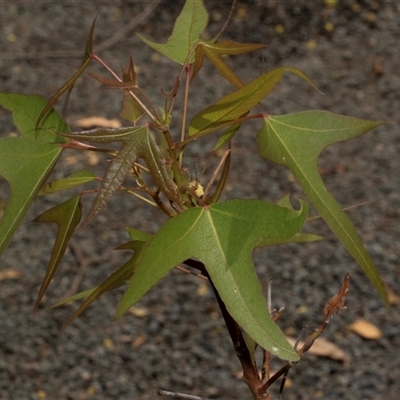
[1, 1, 400, 400]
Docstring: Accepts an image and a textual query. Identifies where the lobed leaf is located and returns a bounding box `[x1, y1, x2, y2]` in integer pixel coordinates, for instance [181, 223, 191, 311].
[33, 196, 82, 310]
[0, 93, 69, 143]
[0, 139, 62, 257]
[137, 0, 208, 64]
[188, 67, 316, 140]
[116, 199, 309, 361]
[257, 111, 388, 305]
[0, 93, 68, 258]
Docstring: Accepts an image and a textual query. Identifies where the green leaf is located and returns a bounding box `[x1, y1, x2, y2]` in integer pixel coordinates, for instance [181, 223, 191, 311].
[188, 67, 316, 140]
[213, 122, 241, 150]
[193, 40, 267, 88]
[257, 111, 388, 305]
[0, 139, 62, 257]
[119, 90, 145, 123]
[45, 287, 97, 310]
[38, 170, 96, 195]
[116, 199, 309, 361]
[32, 196, 82, 310]
[126, 227, 153, 242]
[0, 93, 67, 257]
[0, 93, 69, 143]
[257, 232, 323, 247]
[137, 0, 208, 64]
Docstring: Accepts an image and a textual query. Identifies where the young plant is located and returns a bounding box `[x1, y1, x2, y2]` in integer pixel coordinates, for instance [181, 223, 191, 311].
[0, 1, 387, 399]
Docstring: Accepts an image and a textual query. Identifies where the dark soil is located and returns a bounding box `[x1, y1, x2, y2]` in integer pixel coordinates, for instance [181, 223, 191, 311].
[1, 1, 400, 399]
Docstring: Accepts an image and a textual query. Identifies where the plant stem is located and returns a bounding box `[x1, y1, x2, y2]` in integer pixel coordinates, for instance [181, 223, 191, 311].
[180, 64, 191, 145]
[183, 259, 268, 400]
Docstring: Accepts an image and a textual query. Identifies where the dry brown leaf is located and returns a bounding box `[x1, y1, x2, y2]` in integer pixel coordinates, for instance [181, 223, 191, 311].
[286, 336, 350, 367]
[197, 283, 209, 296]
[0, 269, 23, 282]
[132, 334, 147, 348]
[102, 338, 114, 349]
[74, 116, 122, 129]
[349, 318, 382, 340]
[386, 285, 399, 305]
[128, 306, 149, 318]
[87, 152, 101, 166]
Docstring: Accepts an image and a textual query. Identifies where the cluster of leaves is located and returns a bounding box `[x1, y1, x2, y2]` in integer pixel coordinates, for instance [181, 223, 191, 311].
[0, 0, 386, 394]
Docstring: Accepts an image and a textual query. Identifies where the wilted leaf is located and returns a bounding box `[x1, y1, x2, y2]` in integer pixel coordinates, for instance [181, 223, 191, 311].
[257, 111, 387, 305]
[349, 318, 383, 340]
[33, 195, 82, 310]
[137, 0, 208, 64]
[116, 199, 309, 361]
[323, 273, 350, 321]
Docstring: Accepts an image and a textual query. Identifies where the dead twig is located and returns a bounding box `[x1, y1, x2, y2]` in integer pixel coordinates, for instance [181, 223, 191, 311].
[157, 389, 213, 400]
[0, 2, 161, 60]
[62, 239, 88, 299]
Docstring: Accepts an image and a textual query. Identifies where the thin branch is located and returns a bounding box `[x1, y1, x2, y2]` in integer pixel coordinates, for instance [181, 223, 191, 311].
[0, 2, 161, 60]
[157, 389, 213, 400]
[96, 1, 161, 52]
[124, 188, 158, 208]
[62, 239, 88, 299]
[203, 148, 231, 199]
[212, 0, 237, 42]
[175, 265, 208, 281]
